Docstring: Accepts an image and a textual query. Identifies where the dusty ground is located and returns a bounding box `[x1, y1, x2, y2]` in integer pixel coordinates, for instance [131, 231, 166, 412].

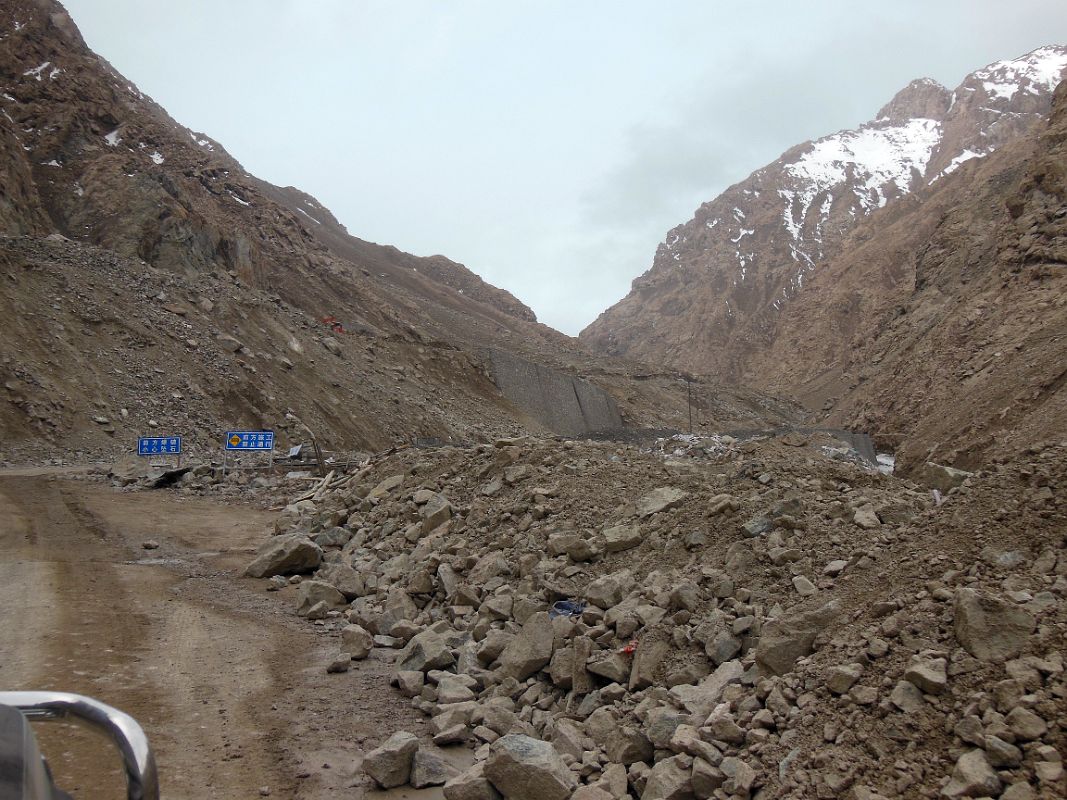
[0, 469, 437, 800]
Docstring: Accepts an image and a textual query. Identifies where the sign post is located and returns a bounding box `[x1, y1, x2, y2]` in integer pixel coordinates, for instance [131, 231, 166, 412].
[223, 430, 275, 475]
[137, 436, 182, 468]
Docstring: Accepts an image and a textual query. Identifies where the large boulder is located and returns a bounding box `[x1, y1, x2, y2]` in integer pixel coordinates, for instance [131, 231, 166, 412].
[411, 746, 460, 788]
[642, 755, 695, 800]
[919, 462, 973, 494]
[444, 763, 502, 800]
[637, 487, 688, 518]
[953, 588, 1035, 662]
[244, 534, 322, 578]
[420, 494, 453, 533]
[295, 580, 346, 616]
[755, 601, 841, 676]
[498, 612, 554, 680]
[484, 735, 577, 800]
[362, 731, 419, 789]
[585, 570, 632, 609]
[396, 621, 459, 672]
[941, 749, 1002, 798]
[601, 523, 643, 553]
[668, 660, 744, 718]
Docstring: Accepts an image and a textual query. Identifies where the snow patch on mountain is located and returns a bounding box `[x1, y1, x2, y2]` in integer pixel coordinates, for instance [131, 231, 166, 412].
[931, 148, 987, 182]
[784, 117, 941, 234]
[973, 46, 1067, 101]
[22, 61, 50, 81]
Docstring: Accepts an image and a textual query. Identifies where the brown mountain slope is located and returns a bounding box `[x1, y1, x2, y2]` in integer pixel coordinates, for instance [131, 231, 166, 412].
[580, 47, 1067, 387]
[747, 82, 1067, 472]
[0, 1, 802, 457]
[1, 1, 541, 340]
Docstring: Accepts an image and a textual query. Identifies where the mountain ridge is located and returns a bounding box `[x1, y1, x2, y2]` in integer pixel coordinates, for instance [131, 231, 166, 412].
[580, 45, 1067, 381]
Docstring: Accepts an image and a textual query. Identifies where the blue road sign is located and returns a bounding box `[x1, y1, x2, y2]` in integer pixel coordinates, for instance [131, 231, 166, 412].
[138, 436, 182, 456]
[225, 431, 275, 451]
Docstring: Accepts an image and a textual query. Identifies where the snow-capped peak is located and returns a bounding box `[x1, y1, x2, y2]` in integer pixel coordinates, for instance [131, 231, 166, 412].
[972, 45, 1067, 101]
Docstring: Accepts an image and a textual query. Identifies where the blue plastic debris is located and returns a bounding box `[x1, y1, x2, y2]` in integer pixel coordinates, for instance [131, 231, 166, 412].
[548, 599, 587, 619]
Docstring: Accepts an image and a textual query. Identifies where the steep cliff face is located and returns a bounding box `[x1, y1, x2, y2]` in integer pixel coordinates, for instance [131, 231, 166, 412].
[580, 47, 1067, 385]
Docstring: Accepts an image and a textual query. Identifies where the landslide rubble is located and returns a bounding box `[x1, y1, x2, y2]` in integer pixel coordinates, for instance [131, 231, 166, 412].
[244, 434, 1067, 799]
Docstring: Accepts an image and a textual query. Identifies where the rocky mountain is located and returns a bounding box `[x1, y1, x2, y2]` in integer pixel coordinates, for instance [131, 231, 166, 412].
[580, 47, 1067, 385]
[0, 1, 800, 459]
[749, 80, 1067, 473]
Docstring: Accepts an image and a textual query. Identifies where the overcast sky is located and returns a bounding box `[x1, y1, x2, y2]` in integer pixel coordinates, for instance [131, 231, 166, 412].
[63, 1, 1067, 335]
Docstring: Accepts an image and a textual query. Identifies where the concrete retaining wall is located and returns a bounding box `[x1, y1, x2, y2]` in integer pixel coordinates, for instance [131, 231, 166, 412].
[488, 350, 623, 436]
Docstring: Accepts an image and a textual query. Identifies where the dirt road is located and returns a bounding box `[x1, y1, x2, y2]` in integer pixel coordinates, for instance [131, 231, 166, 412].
[0, 471, 431, 799]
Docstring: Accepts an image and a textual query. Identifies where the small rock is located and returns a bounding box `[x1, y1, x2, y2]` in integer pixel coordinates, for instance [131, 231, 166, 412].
[755, 601, 840, 676]
[823, 560, 848, 577]
[889, 680, 925, 713]
[1035, 761, 1065, 783]
[984, 735, 1023, 768]
[326, 656, 350, 673]
[443, 763, 502, 800]
[601, 523, 643, 553]
[853, 506, 880, 529]
[641, 755, 694, 800]
[584, 571, 631, 609]
[720, 757, 756, 795]
[825, 663, 863, 694]
[498, 611, 554, 680]
[341, 624, 374, 659]
[1005, 707, 1047, 741]
[904, 656, 947, 695]
[918, 462, 972, 493]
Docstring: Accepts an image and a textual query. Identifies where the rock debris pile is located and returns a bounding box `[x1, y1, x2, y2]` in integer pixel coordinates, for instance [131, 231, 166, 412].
[245, 433, 1066, 799]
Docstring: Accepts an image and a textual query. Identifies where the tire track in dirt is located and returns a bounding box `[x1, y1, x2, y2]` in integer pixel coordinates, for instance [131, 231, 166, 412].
[0, 472, 430, 799]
